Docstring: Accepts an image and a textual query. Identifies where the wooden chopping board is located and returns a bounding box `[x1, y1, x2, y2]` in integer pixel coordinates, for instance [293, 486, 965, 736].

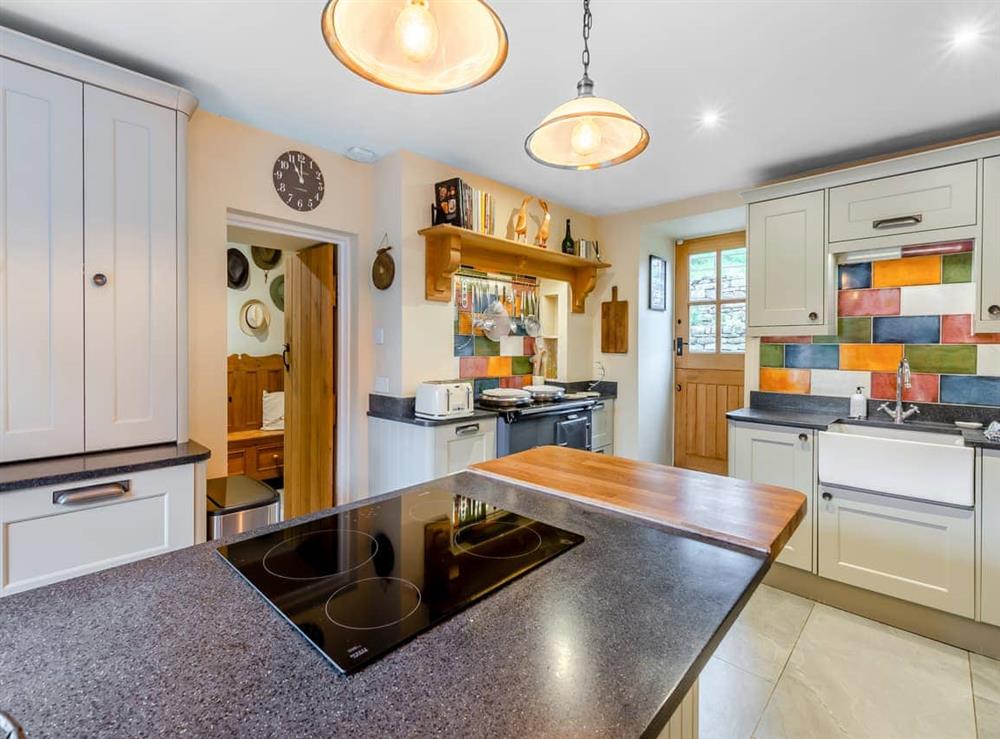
[601, 286, 628, 354]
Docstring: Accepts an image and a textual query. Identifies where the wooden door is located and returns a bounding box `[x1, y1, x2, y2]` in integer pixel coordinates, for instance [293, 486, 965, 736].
[0, 60, 84, 462]
[285, 244, 337, 518]
[747, 190, 826, 330]
[84, 85, 178, 451]
[674, 232, 746, 474]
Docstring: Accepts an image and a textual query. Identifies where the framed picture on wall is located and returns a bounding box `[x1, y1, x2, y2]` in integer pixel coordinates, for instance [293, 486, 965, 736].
[649, 255, 667, 311]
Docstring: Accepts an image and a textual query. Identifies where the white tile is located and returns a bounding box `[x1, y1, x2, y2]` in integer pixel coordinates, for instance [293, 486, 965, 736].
[714, 584, 813, 682]
[499, 335, 523, 357]
[755, 604, 977, 739]
[979, 346, 1000, 376]
[899, 282, 975, 316]
[810, 369, 870, 398]
[699, 657, 774, 739]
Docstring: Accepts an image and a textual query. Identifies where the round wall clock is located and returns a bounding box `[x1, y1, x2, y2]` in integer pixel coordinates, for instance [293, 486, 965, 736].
[273, 150, 324, 211]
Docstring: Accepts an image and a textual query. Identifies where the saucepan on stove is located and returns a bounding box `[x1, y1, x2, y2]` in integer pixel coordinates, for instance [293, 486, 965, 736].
[523, 384, 565, 402]
[479, 388, 533, 409]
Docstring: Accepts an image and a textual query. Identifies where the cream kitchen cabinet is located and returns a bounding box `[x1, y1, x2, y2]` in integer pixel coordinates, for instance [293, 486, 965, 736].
[591, 399, 614, 454]
[0, 29, 194, 462]
[981, 449, 1000, 627]
[980, 156, 1000, 331]
[0, 465, 197, 596]
[368, 416, 497, 496]
[747, 190, 828, 335]
[817, 484, 975, 618]
[728, 421, 815, 571]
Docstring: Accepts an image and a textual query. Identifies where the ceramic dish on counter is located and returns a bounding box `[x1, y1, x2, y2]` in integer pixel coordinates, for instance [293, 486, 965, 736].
[523, 385, 566, 402]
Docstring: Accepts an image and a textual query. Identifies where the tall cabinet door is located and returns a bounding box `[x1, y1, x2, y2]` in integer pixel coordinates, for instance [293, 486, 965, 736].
[83, 86, 177, 451]
[747, 190, 826, 331]
[0, 60, 84, 461]
[980, 156, 1000, 329]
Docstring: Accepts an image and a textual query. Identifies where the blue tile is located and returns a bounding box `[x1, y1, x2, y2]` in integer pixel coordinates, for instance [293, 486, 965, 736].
[839, 262, 872, 290]
[872, 315, 940, 344]
[784, 344, 840, 369]
[940, 375, 1000, 406]
[473, 378, 499, 397]
[454, 334, 474, 357]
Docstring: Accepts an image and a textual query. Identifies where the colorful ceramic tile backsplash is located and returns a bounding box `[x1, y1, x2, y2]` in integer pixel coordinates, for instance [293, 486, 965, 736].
[453, 270, 551, 396]
[759, 240, 1000, 407]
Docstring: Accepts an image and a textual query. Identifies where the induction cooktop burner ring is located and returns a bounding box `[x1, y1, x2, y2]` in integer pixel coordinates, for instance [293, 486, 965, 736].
[324, 577, 423, 631]
[408, 492, 456, 523]
[453, 520, 544, 560]
[262, 529, 378, 581]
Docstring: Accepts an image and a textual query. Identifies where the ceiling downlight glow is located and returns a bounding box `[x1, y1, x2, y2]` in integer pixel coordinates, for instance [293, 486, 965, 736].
[951, 24, 983, 49]
[525, 0, 649, 170]
[321, 0, 508, 95]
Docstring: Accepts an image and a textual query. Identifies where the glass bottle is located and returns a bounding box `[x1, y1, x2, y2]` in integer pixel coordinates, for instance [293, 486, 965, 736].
[561, 219, 575, 255]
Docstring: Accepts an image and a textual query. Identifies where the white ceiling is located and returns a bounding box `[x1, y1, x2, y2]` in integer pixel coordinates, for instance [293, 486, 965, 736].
[2, 1, 999, 215]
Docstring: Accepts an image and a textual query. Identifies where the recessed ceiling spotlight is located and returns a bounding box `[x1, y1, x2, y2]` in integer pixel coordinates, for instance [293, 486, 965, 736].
[345, 145, 378, 163]
[700, 110, 721, 128]
[951, 24, 982, 49]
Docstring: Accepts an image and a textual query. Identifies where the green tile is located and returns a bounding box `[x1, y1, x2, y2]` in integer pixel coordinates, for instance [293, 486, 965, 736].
[511, 356, 533, 375]
[759, 343, 785, 368]
[942, 252, 972, 283]
[813, 317, 872, 344]
[474, 335, 500, 356]
[904, 344, 977, 374]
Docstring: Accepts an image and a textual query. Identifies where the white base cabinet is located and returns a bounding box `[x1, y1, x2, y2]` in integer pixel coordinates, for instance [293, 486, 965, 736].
[981, 450, 1000, 627]
[817, 484, 975, 618]
[729, 421, 815, 571]
[368, 416, 497, 496]
[0, 465, 198, 596]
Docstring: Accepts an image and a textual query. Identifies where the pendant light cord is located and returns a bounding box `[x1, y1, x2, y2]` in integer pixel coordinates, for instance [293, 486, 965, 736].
[577, 0, 595, 96]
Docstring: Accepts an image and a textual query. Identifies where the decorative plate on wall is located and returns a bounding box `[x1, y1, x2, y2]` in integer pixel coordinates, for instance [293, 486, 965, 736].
[372, 236, 395, 290]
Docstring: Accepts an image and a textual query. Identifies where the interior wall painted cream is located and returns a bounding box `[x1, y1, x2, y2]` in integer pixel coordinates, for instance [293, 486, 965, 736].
[594, 191, 744, 462]
[188, 111, 375, 487]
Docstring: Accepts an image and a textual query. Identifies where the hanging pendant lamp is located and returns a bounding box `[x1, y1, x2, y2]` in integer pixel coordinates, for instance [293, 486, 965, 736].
[525, 0, 649, 170]
[321, 0, 508, 95]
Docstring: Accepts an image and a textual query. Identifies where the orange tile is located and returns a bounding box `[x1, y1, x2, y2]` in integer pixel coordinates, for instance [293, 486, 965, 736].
[839, 343, 903, 371]
[759, 368, 810, 394]
[871, 255, 940, 288]
[456, 312, 473, 335]
[486, 356, 511, 377]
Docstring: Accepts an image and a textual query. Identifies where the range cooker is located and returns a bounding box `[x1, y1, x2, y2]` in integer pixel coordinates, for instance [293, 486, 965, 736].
[217, 488, 583, 673]
[477, 397, 597, 456]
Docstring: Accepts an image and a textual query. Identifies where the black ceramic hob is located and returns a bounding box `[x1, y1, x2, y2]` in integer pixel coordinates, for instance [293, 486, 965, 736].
[217, 489, 583, 673]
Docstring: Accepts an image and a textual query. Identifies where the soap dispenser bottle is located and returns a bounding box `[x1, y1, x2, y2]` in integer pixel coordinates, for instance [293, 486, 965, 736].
[850, 386, 867, 419]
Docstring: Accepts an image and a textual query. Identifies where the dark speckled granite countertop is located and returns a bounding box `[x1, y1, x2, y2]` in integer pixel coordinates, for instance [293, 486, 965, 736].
[0, 471, 765, 738]
[0, 441, 211, 492]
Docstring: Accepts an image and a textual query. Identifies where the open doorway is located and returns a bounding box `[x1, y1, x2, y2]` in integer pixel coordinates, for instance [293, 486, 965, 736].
[673, 231, 747, 473]
[224, 222, 340, 519]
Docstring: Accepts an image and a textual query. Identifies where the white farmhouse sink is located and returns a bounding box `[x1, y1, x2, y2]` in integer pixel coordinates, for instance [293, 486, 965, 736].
[818, 422, 974, 507]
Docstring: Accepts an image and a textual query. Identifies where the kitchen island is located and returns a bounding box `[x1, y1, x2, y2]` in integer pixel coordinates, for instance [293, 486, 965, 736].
[0, 449, 803, 738]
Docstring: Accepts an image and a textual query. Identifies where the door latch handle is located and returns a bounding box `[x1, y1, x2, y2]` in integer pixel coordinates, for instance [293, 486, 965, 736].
[675, 337, 688, 356]
[282, 343, 291, 371]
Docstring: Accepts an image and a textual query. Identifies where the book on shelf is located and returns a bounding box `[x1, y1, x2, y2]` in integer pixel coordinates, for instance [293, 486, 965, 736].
[433, 178, 495, 236]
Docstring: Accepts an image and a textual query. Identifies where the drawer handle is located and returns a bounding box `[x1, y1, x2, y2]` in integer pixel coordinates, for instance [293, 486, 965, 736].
[798, 433, 808, 442]
[872, 214, 922, 230]
[593, 402, 605, 410]
[53, 480, 130, 506]
[808, 311, 818, 321]
[455, 423, 480, 436]
[822, 491, 833, 501]
[989, 304, 1000, 316]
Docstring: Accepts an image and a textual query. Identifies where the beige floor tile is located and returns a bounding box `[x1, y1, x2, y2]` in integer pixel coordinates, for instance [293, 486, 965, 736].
[699, 657, 774, 739]
[755, 604, 976, 739]
[713, 584, 813, 682]
[972, 653, 1000, 739]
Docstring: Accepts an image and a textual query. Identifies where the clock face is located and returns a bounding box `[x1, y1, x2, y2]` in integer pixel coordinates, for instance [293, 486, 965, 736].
[273, 150, 324, 212]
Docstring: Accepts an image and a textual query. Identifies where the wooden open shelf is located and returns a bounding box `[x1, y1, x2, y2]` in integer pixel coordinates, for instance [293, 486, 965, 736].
[420, 224, 610, 313]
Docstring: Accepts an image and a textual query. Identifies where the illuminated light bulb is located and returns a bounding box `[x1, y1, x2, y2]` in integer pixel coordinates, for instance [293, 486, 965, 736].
[394, 0, 439, 63]
[571, 117, 603, 157]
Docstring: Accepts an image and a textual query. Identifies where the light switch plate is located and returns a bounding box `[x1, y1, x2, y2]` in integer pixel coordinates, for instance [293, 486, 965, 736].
[374, 327, 385, 345]
[375, 376, 389, 393]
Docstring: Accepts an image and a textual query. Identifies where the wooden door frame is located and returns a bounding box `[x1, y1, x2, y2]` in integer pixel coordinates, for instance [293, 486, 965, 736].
[225, 210, 353, 503]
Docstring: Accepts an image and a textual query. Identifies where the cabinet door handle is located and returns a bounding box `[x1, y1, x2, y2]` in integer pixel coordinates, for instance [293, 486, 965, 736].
[53, 480, 130, 506]
[808, 311, 818, 321]
[798, 433, 808, 442]
[872, 214, 922, 230]
[822, 491, 833, 501]
[990, 304, 1000, 317]
[455, 423, 480, 436]
[92, 272, 108, 287]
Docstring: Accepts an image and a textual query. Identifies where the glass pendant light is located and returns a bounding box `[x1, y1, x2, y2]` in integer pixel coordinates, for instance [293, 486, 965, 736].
[525, 0, 649, 170]
[321, 0, 508, 95]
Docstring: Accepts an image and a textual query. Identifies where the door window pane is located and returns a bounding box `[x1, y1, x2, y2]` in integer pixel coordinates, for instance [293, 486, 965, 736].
[721, 302, 747, 353]
[689, 304, 717, 353]
[720, 248, 747, 299]
[689, 252, 716, 301]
